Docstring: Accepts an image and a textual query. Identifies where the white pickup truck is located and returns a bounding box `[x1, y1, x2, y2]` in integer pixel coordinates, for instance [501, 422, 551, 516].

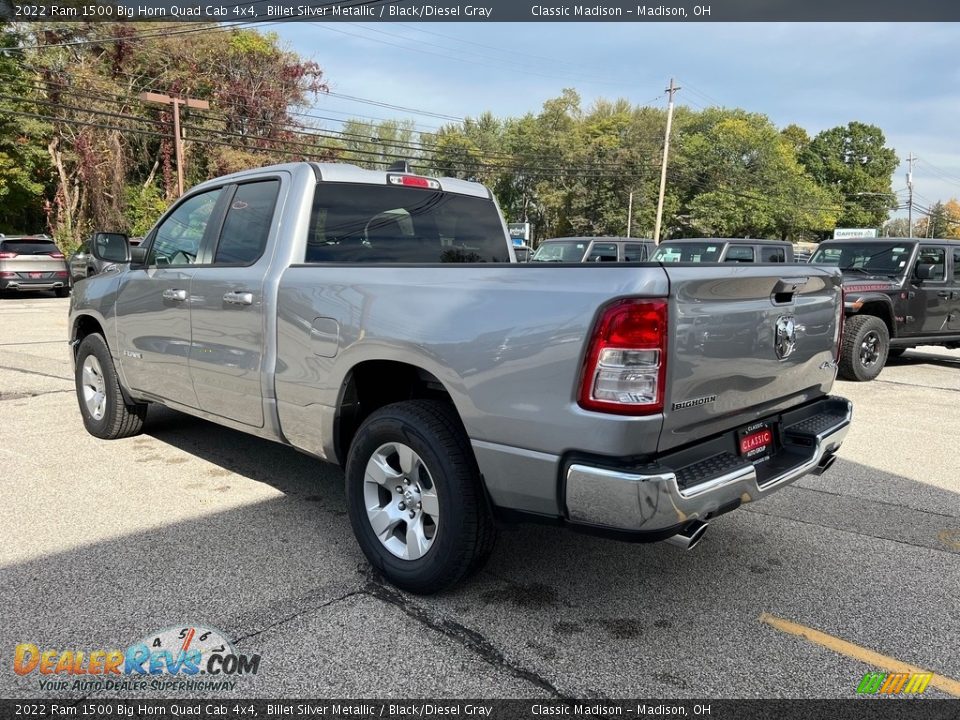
[70, 162, 852, 592]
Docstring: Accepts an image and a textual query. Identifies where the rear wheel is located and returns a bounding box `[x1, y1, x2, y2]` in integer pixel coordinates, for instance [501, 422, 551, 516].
[75, 333, 146, 439]
[345, 400, 496, 594]
[838, 315, 889, 382]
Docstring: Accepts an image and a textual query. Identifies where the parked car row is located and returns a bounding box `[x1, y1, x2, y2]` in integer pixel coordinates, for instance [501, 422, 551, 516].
[527, 236, 798, 264]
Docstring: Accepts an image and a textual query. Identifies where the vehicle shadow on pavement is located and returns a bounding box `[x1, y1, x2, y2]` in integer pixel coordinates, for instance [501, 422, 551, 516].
[886, 350, 960, 372]
[143, 405, 333, 501]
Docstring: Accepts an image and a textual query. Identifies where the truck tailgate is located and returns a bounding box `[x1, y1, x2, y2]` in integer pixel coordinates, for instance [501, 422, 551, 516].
[659, 264, 842, 452]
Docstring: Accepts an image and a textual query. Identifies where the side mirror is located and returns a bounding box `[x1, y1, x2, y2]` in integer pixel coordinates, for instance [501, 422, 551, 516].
[914, 263, 936, 281]
[91, 232, 130, 263]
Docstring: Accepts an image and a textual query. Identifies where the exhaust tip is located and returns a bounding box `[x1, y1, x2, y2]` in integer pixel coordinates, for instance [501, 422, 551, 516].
[814, 453, 837, 476]
[665, 520, 708, 550]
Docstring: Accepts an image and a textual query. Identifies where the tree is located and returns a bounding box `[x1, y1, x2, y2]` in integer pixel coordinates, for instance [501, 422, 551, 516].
[881, 217, 911, 237]
[801, 122, 898, 230]
[672, 110, 839, 239]
[16, 22, 329, 247]
[0, 29, 50, 233]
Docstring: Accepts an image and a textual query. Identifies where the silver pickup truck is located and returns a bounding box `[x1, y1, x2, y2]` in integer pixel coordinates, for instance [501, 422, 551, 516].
[70, 162, 852, 593]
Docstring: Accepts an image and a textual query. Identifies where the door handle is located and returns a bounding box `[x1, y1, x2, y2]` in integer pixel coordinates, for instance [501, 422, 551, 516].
[223, 291, 253, 306]
[162, 288, 187, 302]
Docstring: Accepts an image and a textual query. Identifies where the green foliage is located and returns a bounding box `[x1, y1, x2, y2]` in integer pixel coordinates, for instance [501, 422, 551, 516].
[0, 29, 51, 233]
[124, 184, 168, 236]
[801, 122, 899, 228]
[9, 22, 327, 243]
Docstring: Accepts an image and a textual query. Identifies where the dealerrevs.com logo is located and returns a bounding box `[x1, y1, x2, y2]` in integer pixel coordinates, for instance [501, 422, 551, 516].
[13, 624, 260, 693]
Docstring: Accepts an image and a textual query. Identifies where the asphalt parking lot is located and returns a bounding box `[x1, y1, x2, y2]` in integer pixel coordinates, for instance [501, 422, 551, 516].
[1, 294, 959, 700]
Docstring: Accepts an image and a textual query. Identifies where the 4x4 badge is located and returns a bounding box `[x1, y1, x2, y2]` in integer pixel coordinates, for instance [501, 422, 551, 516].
[775, 315, 797, 360]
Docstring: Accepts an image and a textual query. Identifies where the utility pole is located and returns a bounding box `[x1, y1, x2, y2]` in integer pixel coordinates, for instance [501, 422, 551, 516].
[906, 152, 916, 238]
[653, 78, 680, 244]
[140, 91, 210, 197]
[626, 190, 634, 237]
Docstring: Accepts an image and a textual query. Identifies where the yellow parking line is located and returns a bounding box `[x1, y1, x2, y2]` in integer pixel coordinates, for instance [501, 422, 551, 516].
[759, 612, 960, 698]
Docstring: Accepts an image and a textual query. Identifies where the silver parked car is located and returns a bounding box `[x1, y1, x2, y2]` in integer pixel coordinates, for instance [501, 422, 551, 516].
[0, 235, 70, 297]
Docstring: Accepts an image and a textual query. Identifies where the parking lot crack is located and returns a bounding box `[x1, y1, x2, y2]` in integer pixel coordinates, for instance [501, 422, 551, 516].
[789, 483, 959, 520]
[230, 588, 366, 645]
[363, 579, 569, 699]
[0, 389, 73, 401]
[744, 506, 960, 555]
[875, 378, 960, 393]
[0, 364, 72, 382]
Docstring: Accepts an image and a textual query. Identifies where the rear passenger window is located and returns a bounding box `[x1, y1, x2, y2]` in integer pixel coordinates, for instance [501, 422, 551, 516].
[214, 180, 280, 265]
[586, 243, 618, 262]
[725, 246, 755, 263]
[623, 243, 648, 261]
[760, 247, 786, 263]
[953, 248, 960, 282]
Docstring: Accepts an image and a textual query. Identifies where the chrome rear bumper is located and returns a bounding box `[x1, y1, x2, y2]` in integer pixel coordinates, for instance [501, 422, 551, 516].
[565, 396, 852, 534]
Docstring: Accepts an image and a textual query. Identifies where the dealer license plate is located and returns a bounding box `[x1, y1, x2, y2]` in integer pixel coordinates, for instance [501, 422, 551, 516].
[737, 422, 774, 460]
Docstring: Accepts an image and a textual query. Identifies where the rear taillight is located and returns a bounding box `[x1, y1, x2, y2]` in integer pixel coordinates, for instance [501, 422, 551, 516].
[0, 272, 14, 278]
[0, 252, 17, 259]
[55, 271, 68, 278]
[578, 298, 667, 415]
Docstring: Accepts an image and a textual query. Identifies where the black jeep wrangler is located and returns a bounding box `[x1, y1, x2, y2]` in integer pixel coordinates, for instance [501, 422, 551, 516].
[810, 237, 960, 381]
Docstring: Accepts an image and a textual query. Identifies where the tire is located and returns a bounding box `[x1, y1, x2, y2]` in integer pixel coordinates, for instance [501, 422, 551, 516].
[838, 315, 890, 382]
[345, 400, 496, 594]
[887, 348, 906, 359]
[75, 333, 147, 439]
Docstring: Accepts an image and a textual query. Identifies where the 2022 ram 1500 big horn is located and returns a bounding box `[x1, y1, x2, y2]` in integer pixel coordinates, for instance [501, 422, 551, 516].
[70, 162, 852, 593]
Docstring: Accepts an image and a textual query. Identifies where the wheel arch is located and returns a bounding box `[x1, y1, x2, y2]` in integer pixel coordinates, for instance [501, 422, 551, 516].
[72, 313, 105, 346]
[846, 294, 896, 337]
[333, 359, 467, 465]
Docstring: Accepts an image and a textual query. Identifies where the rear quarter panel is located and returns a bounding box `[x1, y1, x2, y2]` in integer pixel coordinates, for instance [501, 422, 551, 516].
[274, 264, 672, 462]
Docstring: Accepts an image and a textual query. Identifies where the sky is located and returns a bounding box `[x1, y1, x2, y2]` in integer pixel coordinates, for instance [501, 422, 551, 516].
[276, 21, 960, 219]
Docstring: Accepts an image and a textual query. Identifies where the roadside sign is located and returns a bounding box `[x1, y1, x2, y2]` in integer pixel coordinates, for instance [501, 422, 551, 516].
[834, 228, 877, 239]
[507, 223, 530, 247]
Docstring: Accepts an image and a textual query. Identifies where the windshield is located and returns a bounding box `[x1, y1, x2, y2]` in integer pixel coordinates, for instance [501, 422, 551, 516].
[809, 242, 913, 277]
[531, 241, 589, 262]
[650, 242, 724, 263]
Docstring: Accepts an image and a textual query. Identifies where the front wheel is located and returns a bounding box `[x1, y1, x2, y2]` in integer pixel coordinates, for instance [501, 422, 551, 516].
[838, 315, 890, 381]
[75, 333, 147, 439]
[345, 400, 496, 594]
